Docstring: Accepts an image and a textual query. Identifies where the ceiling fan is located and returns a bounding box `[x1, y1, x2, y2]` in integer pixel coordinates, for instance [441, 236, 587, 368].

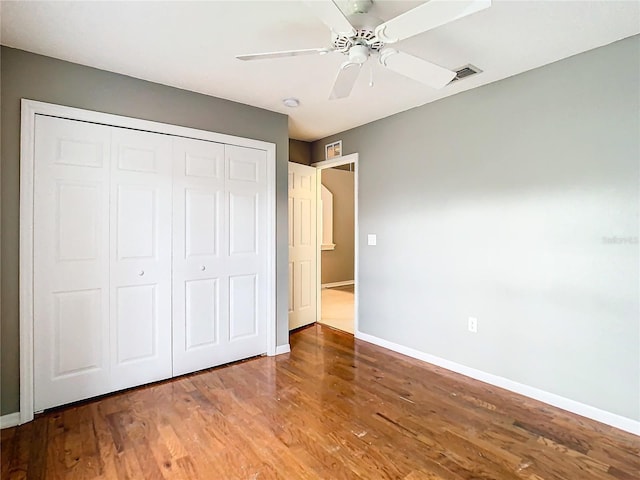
[237, 0, 491, 99]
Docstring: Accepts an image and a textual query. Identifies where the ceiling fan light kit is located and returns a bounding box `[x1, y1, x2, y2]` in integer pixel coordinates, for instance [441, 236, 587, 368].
[237, 0, 491, 99]
[348, 44, 369, 64]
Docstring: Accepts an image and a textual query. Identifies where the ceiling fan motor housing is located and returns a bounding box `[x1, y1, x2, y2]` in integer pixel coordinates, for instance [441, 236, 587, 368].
[332, 12, 385, 54]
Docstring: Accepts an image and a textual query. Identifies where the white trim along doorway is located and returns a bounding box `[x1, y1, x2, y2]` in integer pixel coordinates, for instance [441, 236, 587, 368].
[19, 99, 277, 425]
[311, 153, 359, 334]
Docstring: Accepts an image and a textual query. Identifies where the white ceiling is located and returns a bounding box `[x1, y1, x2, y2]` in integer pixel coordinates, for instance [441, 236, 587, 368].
[1, 1, 638, 141]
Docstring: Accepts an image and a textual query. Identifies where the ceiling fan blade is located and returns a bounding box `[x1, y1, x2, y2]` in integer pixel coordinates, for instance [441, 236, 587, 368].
[380, 49, 456, 89]
[329, 61, 362, 100]
[375, 0, 491, 43]
[303, 0, 356, 36]
[236, 47, 333, 61]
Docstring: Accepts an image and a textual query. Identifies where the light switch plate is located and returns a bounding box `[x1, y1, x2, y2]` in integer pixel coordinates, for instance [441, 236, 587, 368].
[367, 234, 377, 246]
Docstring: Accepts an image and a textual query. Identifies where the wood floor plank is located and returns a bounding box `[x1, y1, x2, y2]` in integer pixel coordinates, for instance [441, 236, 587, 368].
[2, 423, 29, 480]
[2, 324, 638, 479]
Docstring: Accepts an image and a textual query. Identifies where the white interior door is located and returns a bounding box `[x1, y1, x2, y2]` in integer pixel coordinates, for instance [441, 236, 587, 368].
[109, 128, 173, 390]
[288, 162, 317, 329]
[33, 116, 112, 411]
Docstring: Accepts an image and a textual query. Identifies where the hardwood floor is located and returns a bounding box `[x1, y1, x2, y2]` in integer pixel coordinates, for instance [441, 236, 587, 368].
[2, 325, 638, 479]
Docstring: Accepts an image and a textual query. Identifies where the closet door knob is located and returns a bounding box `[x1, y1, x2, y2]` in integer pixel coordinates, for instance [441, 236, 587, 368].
[138, 270, 145, 276]
[201, 265, 206, 271]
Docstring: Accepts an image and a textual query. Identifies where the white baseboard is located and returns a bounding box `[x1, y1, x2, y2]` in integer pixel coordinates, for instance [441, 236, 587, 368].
[275, 344, 291, 355]
[355, 331, 640, 436]
[0, 412, 21, 429]
[322, 280, 355, 289]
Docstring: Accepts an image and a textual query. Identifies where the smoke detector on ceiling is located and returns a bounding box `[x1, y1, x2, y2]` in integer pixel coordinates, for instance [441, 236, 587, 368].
[283, 98, 300, 108]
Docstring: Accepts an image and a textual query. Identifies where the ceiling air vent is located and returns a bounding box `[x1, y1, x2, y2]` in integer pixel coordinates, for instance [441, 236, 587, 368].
[450, 64, 482, 83]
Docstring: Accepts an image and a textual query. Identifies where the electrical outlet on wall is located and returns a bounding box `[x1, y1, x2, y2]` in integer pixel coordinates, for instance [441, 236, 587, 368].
[468, 317, 478, 333]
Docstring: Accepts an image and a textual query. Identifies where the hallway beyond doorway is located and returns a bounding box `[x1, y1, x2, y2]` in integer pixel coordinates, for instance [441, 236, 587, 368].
[319, 285, 354, 334]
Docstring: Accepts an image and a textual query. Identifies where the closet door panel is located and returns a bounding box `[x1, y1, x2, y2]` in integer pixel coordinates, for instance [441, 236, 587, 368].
[172, 137, 228, 375]
[33, 115, 112, 411]
[186, 188, 220, 257]
[224, 145, 268, 362]
[185, 278, 219, 348]
[173, 140, 268, 373]
[110, 128, 173, 390]
[116, 185, 157, 259]
[229, 274, 258, 340]
[229, 191, 258, 256]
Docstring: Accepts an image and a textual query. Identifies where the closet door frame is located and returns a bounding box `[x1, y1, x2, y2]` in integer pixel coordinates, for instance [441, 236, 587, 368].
[19, 99, 277, 425]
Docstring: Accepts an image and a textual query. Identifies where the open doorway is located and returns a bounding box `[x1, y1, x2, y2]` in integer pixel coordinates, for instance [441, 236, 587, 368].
[313, 154, 358, 335]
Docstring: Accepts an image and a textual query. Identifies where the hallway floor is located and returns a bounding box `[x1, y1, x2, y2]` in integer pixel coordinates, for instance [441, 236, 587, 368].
[319, 284, 354, 334]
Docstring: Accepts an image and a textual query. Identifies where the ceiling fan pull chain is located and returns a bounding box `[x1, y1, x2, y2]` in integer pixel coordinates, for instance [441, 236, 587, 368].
[369, 65, 374, 88]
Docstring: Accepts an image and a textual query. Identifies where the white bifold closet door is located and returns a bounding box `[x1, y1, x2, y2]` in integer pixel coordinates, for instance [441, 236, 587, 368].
[33, 114, 269, 411]
[33, 116, 113, 411]
[34, 117, 171, 410]
[172, 138, 267, 375]
[109, 128, 173, 391]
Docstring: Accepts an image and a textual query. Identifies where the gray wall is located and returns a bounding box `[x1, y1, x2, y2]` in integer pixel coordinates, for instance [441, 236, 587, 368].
[321, 168, 354, 285]
[289, 139, 312, 165]
[311, 36, 640, 421]
[0, 47, 290, 415]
